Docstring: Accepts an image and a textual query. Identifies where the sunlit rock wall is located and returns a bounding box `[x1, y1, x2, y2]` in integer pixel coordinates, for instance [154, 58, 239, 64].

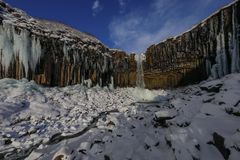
[144, 1, 240, 89]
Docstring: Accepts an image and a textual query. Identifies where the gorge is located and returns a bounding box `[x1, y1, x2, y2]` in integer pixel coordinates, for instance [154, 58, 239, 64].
[0, 1, 240, 160]
[0, 0, 240, 89]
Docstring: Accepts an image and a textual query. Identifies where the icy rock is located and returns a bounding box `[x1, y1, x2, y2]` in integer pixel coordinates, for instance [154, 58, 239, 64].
[200, 82, 223, 93]
[12, 140, 21, 147]
[79, 142, 90, 150]
[208, 132, 230, 160]
[154, 110, 177, 119]
[154, 110, 177, 127]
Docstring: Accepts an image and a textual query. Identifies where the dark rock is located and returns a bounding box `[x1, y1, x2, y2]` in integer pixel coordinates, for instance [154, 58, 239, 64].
[195, 144, 201, 151]
[154, 142, 160, 147]
[104, 155, 111, 160]
[54, 155, 64, 160]
[78, 149, 86, 155]
[144, 144, 151, 150]
[107, 121, 115, 127]
[200, 83, 223, 93]
[153, 111, 176, 127]
[234, 100, 240, 107]
[205, 113, 213, 116]
[177, 121, 191, 127]
[165, 137, 172, 148]
[208, 132, 230, 160]
[219, 101, 226, 105]
[225, 108, 240, 117]
[203, 97, 215, 103]
[4, 139, 12, 145]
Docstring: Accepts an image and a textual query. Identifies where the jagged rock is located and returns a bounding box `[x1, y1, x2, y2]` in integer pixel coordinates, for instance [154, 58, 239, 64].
[153, 110, 176, 127]
[202, 97, 215, 103]
[207, 132, 230, 160]
[200, 82, 223, 93]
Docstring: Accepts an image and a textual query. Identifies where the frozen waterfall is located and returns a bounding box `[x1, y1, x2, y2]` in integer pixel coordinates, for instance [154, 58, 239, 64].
[0, 22, 42, 77]
[211, 6, 240, 79]
[135, 54, 145, 88]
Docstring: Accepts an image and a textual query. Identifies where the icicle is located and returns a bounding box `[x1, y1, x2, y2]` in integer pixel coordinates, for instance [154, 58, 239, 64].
[13, 28, 31, 77]
[30, 35, 42, 71]
[0, 23, 14, 71]
[109, 76, 114, 89]
[213, 11, 228, 78]
[102, 54, 108, 72]
[84, 56, 89, 70]
[0, 22, 43, 77]
[205, 58, 211, 76]
[99, 78, 102, 87]
[63, 43, 71, 62]
[231, 5, 240, 73]
[211, 64, 219, 79]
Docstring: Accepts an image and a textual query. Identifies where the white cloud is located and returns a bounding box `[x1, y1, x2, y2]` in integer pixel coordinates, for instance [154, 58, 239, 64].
[117, 0, 127, 13]
[92, 0, 103, 16]
[109, 0, 218, 53]
[118, 0, 126, 7]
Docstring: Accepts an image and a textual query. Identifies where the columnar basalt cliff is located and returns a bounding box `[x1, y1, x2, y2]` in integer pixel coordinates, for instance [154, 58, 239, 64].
[110, 49, 137, 87]
[0, 0, 240, 89]
[144, 0, 240, 89]
[0, 1, 113, 87]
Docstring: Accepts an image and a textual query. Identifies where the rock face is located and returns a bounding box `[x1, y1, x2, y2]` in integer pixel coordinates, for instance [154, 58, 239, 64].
[144, 1, 240, 89]
[0, 1, 113, 87]
[110, 49, 137, 87]
[0, 0, 240, 89]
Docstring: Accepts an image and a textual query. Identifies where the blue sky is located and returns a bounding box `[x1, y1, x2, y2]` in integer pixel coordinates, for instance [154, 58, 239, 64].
[4, 0, 234, 53]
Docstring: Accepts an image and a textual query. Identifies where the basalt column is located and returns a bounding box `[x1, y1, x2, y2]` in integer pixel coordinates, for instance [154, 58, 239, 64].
[144, 1, 240, 89]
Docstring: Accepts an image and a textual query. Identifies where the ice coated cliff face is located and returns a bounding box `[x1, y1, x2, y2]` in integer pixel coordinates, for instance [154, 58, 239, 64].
[0, 1, 113, 87]
[0, 0, 240, 89]
[144, 1, 240, 89]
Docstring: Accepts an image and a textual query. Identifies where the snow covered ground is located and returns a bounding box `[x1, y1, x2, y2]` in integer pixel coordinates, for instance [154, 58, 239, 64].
[0, 74, 240, 160]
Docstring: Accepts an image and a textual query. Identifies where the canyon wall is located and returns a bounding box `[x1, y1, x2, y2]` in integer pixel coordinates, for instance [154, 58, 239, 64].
[0, 1, 240, 89]
[115, 0, 240, 89]
[0, 1, 113, 87]
[143, 1, 240, 89]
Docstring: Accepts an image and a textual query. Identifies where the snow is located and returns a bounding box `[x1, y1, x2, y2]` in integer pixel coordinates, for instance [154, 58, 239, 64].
[0, 73, 239, 159]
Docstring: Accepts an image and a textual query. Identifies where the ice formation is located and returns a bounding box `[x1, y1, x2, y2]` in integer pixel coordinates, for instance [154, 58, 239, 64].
[0, 22, 42, 77]
[135, 54, 145, 88]
[230, 5, 240, 73]
[210, 6, 240, 79]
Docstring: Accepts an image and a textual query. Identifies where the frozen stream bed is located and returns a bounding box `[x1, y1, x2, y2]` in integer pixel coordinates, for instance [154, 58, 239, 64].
[0, 74, 240, 160]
